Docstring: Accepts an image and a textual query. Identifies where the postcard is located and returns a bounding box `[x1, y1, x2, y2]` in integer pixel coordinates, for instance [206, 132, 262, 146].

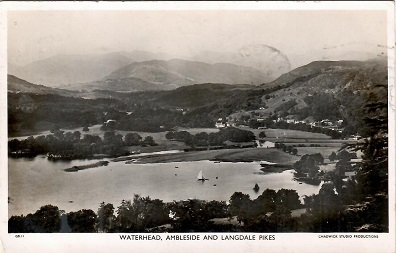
[0, 1, 394, 253]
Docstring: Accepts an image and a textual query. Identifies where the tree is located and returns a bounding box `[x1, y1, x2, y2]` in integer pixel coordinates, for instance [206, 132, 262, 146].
[259, 131, 266, 139]
[308, 164, 320, 178]
[83, 134, 102, 144]
[291, 148, 298, 155]
[72, 131, 81, 141]
[124, 132, 142, 146]
[169, 199, 209, 231]
[329, 151, 337, 162]
[104, 131, 116, 144]
[194, 132, 209, 146]
[165, 131, 174, 140]
[293, 153, 322, 177]
[204, 200, 229, 219]
[29, 205, 61, 233]
[143, 136, 157, 146]
[229, 192, 254, 223]
[115, 199, 134, 232]
[275, 189, 301, 210]
[255, 189, 277, 212]
[336, 150, 354, 161]
[268, 205, 293, 232]
[97, 202, 115, 232]
[67, 209, 97, 232]
[8, 215, 29, 233]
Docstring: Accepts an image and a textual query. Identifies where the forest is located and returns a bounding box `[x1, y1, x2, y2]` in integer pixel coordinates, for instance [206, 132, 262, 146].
[8, 131, 156, 159]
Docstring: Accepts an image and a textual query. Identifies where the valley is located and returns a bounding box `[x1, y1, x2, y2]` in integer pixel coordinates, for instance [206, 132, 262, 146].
[7, 56, 388, 233]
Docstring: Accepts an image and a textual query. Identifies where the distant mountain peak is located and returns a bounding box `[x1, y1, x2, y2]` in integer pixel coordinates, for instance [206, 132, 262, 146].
[101, 58, 269, 89]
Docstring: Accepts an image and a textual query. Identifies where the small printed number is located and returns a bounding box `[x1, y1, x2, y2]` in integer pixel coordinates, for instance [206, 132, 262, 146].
[15, 235, 24, 238]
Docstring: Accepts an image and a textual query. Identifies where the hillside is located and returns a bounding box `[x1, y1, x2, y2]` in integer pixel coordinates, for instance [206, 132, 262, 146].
[234, 58, 388, 136]
[258, 59, 387, 115]
[7, 75, 78, 97]
[102, 59, 268, 88]
[62, 77, 173, 92]
[154, 83, 256, 108]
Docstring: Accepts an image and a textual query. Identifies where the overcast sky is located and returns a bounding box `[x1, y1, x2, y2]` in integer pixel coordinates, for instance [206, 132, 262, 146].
[8, 10, 388, 67]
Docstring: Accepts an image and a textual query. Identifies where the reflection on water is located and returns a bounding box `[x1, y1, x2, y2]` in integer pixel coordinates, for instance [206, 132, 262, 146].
[8, 156, 321, 216]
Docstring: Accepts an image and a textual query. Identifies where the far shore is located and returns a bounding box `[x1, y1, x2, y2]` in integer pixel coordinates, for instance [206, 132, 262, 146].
[58, 148, 300, 172]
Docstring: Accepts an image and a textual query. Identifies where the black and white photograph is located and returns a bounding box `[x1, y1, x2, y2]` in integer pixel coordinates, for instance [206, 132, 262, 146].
[0, 2, 395, 253]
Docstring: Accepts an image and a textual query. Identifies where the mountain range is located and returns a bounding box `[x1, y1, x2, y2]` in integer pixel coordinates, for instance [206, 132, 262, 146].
[9, 45, 384, 92]
[8, 51, 173, 87]
[9, 52, 270, 91]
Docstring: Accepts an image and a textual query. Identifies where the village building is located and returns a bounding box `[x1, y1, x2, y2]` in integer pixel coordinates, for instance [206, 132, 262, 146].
[215, 117, 228, 128]
[256, 140, 275, 148]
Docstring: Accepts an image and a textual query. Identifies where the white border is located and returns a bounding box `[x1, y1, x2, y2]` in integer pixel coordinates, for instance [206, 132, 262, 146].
[0, 2, 394, 253]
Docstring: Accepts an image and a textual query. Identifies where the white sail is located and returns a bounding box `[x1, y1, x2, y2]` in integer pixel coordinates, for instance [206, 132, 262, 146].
[197, 170, 204, 180]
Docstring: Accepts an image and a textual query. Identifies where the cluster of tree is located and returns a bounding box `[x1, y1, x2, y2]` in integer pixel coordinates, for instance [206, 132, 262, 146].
[8, 196, 227, 233]
[229, 189, 302, 231]
[8, 131, 157, 159]
[165, 127, 256, 148]
[328, 150, 357, 162]
[293, 153, 324, 185]
[8, 189, 302, 233]
[274, 143, 298, 155]
[299, 80, 388, 232]
[8, 93, 122, 136]
[298, 92, 342, 121]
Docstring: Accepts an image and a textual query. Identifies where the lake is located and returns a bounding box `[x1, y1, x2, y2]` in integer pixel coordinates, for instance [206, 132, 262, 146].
[8, 156, 321, 217]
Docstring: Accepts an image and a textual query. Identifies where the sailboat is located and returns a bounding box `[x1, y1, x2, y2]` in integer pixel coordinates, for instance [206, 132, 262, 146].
[197, 170, 208, 181]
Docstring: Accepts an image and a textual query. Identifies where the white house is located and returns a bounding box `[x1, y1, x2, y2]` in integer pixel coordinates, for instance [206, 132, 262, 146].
[256, 140, 275, 148]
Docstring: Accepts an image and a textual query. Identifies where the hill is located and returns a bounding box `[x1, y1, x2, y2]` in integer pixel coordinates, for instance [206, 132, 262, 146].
[7, 75, 78, 97]
[62, 77, 173, 92]
[102, 59, 268, 89]
[234, 58, 388, 136]
[8, 51, 172, 87]
[258, 59, 387, 114]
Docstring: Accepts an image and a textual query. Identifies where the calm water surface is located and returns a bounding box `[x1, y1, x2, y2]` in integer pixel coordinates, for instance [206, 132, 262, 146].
[8, 156, 321, 216]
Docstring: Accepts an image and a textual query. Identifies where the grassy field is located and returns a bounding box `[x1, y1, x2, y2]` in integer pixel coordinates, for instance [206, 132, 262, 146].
[249, 128, 331, 139]
[131, 148, 300, 164]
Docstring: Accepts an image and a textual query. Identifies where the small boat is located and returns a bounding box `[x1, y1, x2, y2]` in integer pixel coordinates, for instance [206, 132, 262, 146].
[197, 170, 209, 181]
[253, 183, 260, 192]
